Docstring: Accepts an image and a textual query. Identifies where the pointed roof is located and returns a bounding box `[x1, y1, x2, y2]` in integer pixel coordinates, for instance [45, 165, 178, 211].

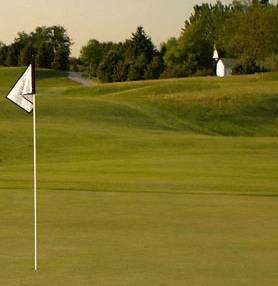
[213, 46, 226, 60]
[213, 47, 219, 60]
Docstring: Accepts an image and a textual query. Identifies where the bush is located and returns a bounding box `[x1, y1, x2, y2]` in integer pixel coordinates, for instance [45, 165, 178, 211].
[261, 54, 278, 72]
[194, 68, 214, 77]
[160, 65, 188, 79]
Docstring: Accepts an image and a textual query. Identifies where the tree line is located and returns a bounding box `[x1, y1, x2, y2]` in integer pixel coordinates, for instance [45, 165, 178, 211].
[0, 26, 71, 70]
[0, 0, 277, 80]
[80, 0, 278, 82]
[79, 26, 164, 82]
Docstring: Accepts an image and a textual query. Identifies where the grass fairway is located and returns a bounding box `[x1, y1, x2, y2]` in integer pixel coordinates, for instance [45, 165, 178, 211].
[0, 68, 278, 285]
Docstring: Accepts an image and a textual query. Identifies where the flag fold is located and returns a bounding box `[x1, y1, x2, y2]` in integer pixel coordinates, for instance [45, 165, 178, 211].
[6, 64, 34, 113]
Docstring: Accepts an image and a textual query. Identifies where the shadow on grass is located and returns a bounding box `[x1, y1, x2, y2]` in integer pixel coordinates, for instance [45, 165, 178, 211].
[36, 69, 68, 80]
[1, 187, 277, 198]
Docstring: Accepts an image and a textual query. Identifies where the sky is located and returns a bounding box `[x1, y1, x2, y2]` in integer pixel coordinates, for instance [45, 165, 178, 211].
[0, 0, 232, 57]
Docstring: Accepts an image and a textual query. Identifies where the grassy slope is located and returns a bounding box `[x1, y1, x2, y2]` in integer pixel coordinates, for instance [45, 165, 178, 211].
[0, 68, 277, 285]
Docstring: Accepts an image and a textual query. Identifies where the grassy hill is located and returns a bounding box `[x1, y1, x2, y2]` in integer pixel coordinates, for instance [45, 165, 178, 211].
[0, 68, 277, 285]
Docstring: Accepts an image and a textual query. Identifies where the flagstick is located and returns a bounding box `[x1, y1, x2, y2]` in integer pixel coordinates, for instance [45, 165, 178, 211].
[32, 57, 38, 272]
[33, 92, 38, 271]
[6, 61, 38, 270]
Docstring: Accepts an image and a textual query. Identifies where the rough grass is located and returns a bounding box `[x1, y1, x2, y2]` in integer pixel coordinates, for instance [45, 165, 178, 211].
[0, 68, 277, 285]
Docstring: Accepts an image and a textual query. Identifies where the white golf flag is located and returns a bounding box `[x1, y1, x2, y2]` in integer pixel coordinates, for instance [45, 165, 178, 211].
[6, 60, 38, 271]
[7, 64, 34, 113]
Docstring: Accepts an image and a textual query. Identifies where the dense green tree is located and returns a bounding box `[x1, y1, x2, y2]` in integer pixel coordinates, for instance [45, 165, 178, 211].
[0, 25, 72, 70]
[51, 26, 72, 53]
[19, 42, 34, 66]
[127, 26, 155, 62]
[5, 44, 19, 66]
[163, 38, 181, 67]
[83, 26, 160, 82]
[125, 26, 155, 80]
[144, 54, 164, 79]
[2, 1, 276, 78]
[127, 53, 148, 81]
[52, 46, 70, 70]
[80, 40, 113, 77]
[97, 50, 116, 82]
[0, 42, 8, 65]
[36, 41, 54, 68]
[221, 3, 278, 72]
[110, 43, 129, 82]
[81, 39, 102, 77]
[69, 57, 83, 72]
[163, 1, 235, 78]
[162, 0, 277, 77]
[262, 54, 278, 71]
[34, 25, 71, 70]
[97, 43, 128, 82]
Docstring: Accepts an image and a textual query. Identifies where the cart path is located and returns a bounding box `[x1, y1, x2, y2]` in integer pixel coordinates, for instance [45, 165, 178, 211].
[68, 72, 92, 86]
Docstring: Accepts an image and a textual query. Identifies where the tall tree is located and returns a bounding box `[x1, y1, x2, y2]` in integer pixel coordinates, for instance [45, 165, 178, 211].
[1, 25, 72, 69]
[126, 26, 155, 80]
[96, 42, 129, 82]
[222, 3, 278, 72]
[5, 43, 19, 66]
[0, 42, 8, 65]
[37, 41, 54, 68]
[19, 42, 34, 66]
[80, 39, 110, 77]
[52, 46, 70, 71]
[163, 1, 235, 77]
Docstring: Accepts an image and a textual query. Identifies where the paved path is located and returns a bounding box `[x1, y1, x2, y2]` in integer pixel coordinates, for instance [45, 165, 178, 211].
[68, 72, 92, 86]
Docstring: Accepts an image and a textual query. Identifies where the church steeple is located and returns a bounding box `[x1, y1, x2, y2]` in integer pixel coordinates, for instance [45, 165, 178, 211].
[213, 45, 219, 61]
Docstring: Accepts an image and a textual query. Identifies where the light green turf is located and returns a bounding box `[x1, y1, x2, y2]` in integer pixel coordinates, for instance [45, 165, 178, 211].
[0, 68, 277, 285]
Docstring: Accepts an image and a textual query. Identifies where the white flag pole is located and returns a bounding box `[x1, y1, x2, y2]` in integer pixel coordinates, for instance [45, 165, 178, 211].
[32, 59, 38, 271]
[6, 59, 38, 270]
[33, 92, 38, 271]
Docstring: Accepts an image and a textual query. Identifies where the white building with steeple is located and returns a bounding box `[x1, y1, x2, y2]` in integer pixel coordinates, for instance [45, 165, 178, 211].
[213, 46, 237, 77]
